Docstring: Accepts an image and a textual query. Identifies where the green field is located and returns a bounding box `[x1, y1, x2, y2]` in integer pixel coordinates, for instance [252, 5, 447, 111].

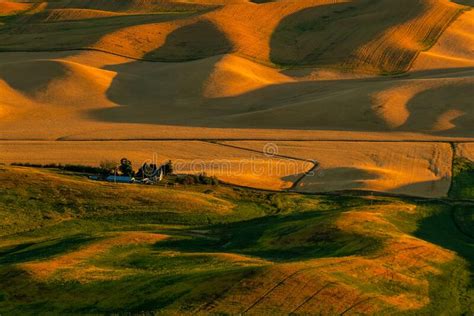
[450, 157, 474, 200]
[0, 166, 472, 315]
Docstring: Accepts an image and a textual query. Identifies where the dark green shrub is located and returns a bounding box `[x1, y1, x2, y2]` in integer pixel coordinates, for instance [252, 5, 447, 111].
[119, 158, 134, 177]
[164, 160, 174, 175]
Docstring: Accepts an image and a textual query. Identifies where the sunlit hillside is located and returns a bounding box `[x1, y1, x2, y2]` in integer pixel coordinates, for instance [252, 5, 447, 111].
[0, 166, 472, 314]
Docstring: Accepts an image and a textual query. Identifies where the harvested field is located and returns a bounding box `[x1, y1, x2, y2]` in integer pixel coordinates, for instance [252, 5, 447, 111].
[221, 141, 453, 197]
[1, 50, 474, 141]
[413, 10, 474, 70]
[0, 0, 472, 142]
[0, 0, 463, 73]
[0, 139, 455, 196]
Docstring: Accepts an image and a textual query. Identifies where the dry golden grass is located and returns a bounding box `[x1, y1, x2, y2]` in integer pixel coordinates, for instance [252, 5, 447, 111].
[0, 139, 456, 196]
[221, 141, 453, 197]
[1, 1, 472, 308]
[0, 141, 312, 190]
[343, 0, 461, 73]
[0, 0, 473, 197]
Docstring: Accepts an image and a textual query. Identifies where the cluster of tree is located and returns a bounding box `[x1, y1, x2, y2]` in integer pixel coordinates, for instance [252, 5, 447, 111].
[99, 158, 174, 178]
[119, 158, 133, 177]
[12, 159, 219, 186]
[137, 160, 175, 178]
[177, 173, 219, 186]
[163, 160, 174, 175]
[11, 162, 103, 174]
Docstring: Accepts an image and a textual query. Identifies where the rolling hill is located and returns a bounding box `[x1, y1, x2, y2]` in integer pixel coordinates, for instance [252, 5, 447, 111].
[1, 0, 474, 195]
[0, 1, 473, 314]
[0, 0, 472, 141]
[0, 166, 472, 314]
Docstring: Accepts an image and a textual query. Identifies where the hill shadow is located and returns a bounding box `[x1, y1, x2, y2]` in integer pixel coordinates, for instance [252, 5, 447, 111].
[268, 0, 430, 72]
[91, 59, 474, 137]
[94, 69, 389, 130]
[142, 19, 233, 62]
[388, 179, 451, 199]
[43, 0, 214, 13]
[0, 59, 70, 96]
[84, 5, 473, 137]
[153, 208, 382, 262]
[401, 82, 474, 137]
[290, 167, 381, 192]
[292, 167, 452, 198]
[450, 0, 474, 6]
[413, 204, 474, 311]
[0, 235, 97, 265]
[419, 208, 474, 267]
[94, 19, 234, 124]
[0, 9, 199, 55]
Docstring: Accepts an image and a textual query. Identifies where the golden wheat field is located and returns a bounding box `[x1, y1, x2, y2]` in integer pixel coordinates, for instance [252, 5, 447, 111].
[0, 140, 312, 190]
[1, 49, 474, 140]
[0, 0, 473, 194]
[0, 0, 472, 142]
[221, 141, 453, 197]
[0, 140, 456, 197]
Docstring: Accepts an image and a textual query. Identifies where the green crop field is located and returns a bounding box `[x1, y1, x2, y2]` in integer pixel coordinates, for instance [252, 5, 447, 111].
[0, 166, 472, 315]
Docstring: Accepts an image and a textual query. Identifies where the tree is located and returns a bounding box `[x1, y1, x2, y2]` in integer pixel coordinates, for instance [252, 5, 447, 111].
[164, 160, 174, 175]
[119, 158, 134, 177]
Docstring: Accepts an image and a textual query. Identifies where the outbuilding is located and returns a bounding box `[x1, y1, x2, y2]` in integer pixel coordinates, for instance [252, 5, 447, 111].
[105, 175, 134, 183]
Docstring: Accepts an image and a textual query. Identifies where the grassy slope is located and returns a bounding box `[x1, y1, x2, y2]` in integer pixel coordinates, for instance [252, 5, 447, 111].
[450, 157, 474, 199]
[0, 166, 472, 314]
[413, 206, 473, 315]
[385, 202, 473, 315]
